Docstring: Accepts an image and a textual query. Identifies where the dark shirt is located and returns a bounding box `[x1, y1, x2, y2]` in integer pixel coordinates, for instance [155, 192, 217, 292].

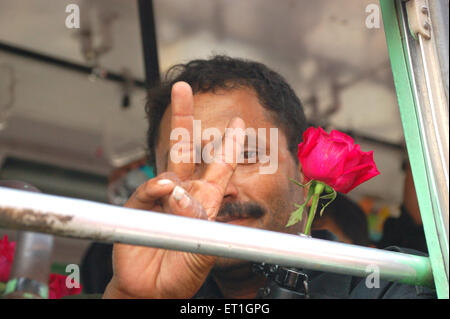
[81, 243, 114, 294]
[377, 205, 428, 253]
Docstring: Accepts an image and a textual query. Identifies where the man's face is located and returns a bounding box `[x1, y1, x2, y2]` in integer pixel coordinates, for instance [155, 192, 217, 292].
[156, 87, 305, 269]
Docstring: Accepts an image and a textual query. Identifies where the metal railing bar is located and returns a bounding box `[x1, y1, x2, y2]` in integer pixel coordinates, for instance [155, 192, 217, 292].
[0, 186, 434, 288]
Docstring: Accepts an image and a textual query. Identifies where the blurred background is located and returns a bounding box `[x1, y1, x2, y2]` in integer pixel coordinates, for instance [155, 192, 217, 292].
[0, 0, 420, 291]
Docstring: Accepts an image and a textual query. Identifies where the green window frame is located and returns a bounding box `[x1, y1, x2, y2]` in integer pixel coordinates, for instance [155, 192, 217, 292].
[380, 0, 449, 298]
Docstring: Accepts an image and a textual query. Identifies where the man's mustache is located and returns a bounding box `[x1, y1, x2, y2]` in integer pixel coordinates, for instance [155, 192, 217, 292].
[216, 201, 266, 221]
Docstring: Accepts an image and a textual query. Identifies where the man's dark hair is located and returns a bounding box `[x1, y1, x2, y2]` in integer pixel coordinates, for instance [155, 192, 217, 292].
[145, 55, 308, 168]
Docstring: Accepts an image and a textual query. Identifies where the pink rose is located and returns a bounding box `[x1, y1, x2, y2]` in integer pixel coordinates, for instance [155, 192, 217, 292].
[0, 235, 15, 282]
[49, 273, 82, 299]
[298, 127, 380, 193]
[1, 235, 82, 298]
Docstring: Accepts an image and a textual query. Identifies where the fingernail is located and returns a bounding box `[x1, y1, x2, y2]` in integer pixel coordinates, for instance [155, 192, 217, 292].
[172, 186, 185, 201]
[157, 179, 173, 186]
[178, 195, 191, 209]
[172, 186, 191, 208]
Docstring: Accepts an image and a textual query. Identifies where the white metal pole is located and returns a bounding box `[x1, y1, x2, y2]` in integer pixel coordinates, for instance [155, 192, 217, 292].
[0, 186, 433, 287]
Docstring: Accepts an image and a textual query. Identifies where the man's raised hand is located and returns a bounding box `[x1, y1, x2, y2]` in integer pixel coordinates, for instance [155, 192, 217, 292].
[104, 82, 245, 298]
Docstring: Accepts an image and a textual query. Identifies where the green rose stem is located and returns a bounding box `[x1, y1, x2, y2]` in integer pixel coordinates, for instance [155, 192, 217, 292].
[303, 182, 325, 236]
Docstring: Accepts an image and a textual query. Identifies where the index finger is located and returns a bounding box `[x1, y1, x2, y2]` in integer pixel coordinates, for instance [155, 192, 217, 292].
[167, 81, 195, 180]
[202, 117, 246, 191]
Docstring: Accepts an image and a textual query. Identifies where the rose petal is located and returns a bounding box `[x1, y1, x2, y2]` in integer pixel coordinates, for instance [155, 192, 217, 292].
[329, 129, 355, 151]
[333, 158, 380, 193]
[300, 132, 349, 183]
[341, 144, 363, 172]
[0, 235, 15, 283]
[298, 127, 321, 159]
[49, 273, 82, 299]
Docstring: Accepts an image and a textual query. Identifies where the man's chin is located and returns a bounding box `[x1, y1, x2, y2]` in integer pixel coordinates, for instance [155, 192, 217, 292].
[212, 257, 252, 273]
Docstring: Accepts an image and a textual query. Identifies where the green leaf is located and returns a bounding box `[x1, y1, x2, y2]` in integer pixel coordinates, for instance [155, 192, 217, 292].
[286, 184, 315, 227]
[318, 188, 337, 217]
[286, 207, 303, 227]
[287, 201, 308, 227]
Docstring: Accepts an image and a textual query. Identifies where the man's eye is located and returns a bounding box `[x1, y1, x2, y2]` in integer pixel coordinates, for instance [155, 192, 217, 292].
[242, 150, 258, 163]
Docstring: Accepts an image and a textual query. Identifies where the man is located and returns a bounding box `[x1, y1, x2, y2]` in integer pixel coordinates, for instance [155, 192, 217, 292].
[103, 56, 434, 299]
[377, 159, 428, 253]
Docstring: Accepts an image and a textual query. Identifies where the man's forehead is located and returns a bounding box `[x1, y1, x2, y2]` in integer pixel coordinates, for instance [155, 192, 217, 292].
[159, 88, 274, 137]
[154, 87, 292, 174]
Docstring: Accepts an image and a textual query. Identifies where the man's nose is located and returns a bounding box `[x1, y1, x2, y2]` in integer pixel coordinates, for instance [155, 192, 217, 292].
[223, 179, 239, 199]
